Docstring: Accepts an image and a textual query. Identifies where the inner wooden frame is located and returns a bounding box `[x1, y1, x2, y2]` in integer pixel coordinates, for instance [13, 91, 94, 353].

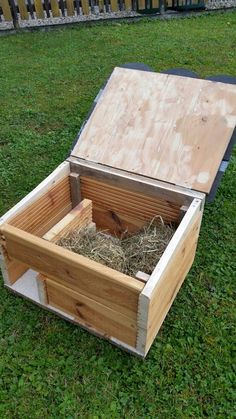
[0, 160, 204, 357]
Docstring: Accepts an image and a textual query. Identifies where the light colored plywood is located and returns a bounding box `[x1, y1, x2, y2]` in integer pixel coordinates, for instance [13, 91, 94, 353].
[43, 199, 92, 243]
[1, 224, 144, 319]
[45, 278, 137, 346]
[136, 198, 203, 355]
[72, 67, 236, 194]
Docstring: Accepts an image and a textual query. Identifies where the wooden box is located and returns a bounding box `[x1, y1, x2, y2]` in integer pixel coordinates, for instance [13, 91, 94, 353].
[1, 68, 235, 357]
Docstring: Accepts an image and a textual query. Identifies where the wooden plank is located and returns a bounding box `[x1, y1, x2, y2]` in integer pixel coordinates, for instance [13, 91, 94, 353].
[0, 161, 70, 226]
[9, 176, 72, 235]
[136, 198, 203, 355]
[17, 0, 29, 19]
[50, 0, 60, 16]
[98, 0, 104, 12]
[81, 0, 89, 14]
[79, 176, 181, 234]
[45, 278, 137, 346]
[43, 199, 92, 243]
[34, 0, 44, 18]
[110, 0, 118, 11]
[69, 172, 82, 207]
[0, 162, 70, 285]
[138, 0, 145, 9]
[124, 0, 132, 9]
[66, 0, 74, 15]
[1, 224, 144, 319]
[152, 0, 159, 8]
[69, 157, 205, 206]
[0, 0, 12, 20]
[71, 67, 236, 194]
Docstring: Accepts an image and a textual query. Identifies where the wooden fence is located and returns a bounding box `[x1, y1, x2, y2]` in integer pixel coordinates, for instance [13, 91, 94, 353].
[0, 0, 205, 27]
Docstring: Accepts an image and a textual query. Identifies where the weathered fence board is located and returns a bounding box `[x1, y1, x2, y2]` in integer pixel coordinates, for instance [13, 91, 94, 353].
[51, 0, 60, 16]
[18, 0, 29, 19]
[66, 0, 75, 16]
[34, 0, 44, 18]
[0, 0, 12, 20]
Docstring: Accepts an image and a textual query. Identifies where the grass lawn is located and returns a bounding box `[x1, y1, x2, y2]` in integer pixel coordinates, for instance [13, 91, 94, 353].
[0, 11, 236, 418]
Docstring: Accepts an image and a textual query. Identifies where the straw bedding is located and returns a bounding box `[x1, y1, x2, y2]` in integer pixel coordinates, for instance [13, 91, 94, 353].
[57, 217, 176, 278]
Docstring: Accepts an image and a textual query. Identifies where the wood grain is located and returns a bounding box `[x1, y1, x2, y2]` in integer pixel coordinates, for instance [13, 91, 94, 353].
[72, 67, 236, 194]
[136, 198, 203, 355]
[1, 224, 144, 319]
[43, 199, 92, 243]
[34, 0, 44, 18]
[9, 176, 72, 236]
[45, 278, 137, 346]
[80, 176, 180, 234]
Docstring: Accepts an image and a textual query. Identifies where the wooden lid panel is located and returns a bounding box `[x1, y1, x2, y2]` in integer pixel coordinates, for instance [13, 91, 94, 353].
[72, 67, 236, 194]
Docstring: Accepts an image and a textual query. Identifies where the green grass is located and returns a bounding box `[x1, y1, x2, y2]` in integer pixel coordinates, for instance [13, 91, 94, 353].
[0, 12, 236, 418]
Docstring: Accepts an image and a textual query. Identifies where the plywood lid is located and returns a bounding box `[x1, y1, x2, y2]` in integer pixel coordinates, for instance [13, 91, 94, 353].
[71, 67, 236, 194]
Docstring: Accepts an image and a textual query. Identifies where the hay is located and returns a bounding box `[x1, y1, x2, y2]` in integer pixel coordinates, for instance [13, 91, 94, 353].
[57, 217, 175, 278]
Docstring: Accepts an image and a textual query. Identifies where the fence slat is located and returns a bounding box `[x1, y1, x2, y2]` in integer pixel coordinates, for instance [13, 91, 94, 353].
[138, 0, 145, 9]
[98, 0, 104, 12]
[81, 0, 89, 14]
[51, 0, 60, 16]
[34, 0, 44, 18]
[18, 0, 29, 19]
[152, 0, 159, 7]
[66, 0, 74, 15]
[110, 0, 118, 11]
[0, 0, 12, 20]
[124, 0, 132, 9]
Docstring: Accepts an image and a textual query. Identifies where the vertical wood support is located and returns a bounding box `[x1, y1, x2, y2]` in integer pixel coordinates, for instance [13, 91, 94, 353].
[69, 173, 82, 208]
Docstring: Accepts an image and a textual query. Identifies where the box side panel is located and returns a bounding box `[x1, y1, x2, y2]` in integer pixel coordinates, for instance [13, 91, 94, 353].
[6, 270, 144, 356]
[0, 162, 71, 285]
[1, 225, 144, 320]
[137, 198, 204, 356]
[80, 176, 181, 235]
[44, 278, 137, 346]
